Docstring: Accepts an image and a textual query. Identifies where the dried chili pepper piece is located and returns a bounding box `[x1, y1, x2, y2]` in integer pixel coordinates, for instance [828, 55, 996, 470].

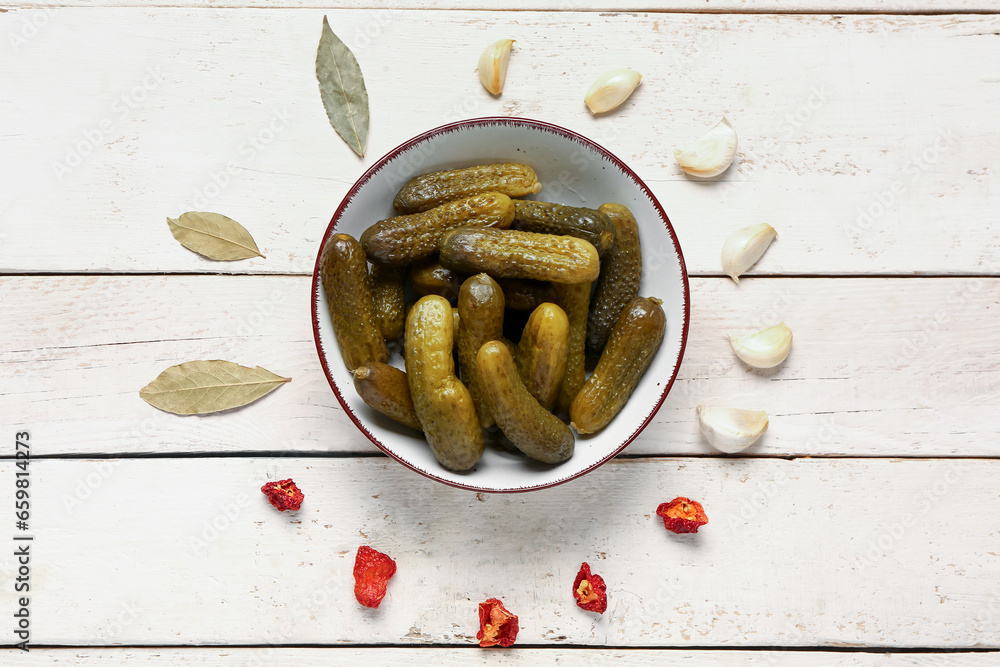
[477, 597, 518, 648]
[656, 496, 708, 534]
[353, 545, 397, 609]
[572, 562, 608, 613]
[260, 478, 304, 512]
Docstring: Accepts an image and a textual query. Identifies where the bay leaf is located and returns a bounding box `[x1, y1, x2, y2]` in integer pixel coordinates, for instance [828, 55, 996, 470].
[167, 211, 264, 261]
[316, 15, 369, 157]
[139, 360, 290, 415]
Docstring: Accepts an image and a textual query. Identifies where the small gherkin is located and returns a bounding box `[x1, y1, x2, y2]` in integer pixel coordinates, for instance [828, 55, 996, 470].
[393, 163, 540, 214]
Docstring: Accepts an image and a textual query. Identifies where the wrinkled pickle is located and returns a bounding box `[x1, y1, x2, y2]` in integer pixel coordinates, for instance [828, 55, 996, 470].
[320, 233, 389, 371]
[476, 341, 575, 464]
[393, 163, 541, 214]
[553, 281, 591, 414]
[496, 278, 556, 311]
[570, 297, 666, 435]
[457, 274, 506, 428]
[405, 296, 484, 471]
[513, 200, 616, 257]
[515, 303, 569, 412]
[439, 227, 600, 284]
[362, 192, 514, 267]
[586, 203, 642, 355]
[369, 264, 406, 341]
[353, 362, 421, 431]
[410, 257, 467, 302]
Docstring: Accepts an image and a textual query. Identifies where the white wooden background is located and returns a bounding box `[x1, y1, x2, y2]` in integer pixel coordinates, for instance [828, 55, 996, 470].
[2, 0, 999, 664]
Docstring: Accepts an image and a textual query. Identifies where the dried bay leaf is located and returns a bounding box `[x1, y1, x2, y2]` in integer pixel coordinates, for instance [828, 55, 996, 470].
[140, 360, 290, 415]
[316, 15, 369, 157]
[167, 212, 264, 261]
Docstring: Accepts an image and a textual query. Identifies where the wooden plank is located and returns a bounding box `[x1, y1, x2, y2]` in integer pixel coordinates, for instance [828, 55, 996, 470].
[6, 2, 999, 12]
[11, 648, 1000, 665]
[3, 275, 997, 457]
[2, 10, 999, 275]
[1, 457, 997, 646]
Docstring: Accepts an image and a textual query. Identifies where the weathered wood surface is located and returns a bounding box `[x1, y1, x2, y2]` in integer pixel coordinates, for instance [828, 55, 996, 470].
[1, 457, 997, 646]
[10, 648, 1000, 665]
[2, 10, 999, 275]
[3, 275, 996, 457]
[6, 1, 999, 11]
[3, 0, 998, 659]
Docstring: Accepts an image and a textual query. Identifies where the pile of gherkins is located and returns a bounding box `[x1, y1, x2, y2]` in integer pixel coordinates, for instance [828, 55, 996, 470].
[321, 163, 665, 472]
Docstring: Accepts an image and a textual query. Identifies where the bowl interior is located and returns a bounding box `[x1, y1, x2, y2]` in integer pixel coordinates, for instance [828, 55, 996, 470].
[312, 118, 689, 492]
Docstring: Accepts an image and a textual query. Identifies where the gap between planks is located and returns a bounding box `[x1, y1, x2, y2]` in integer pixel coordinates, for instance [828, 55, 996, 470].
[5, 453, 1000, 461]
[6, 649, 1000, 667]
[11, 643, 1000, 652]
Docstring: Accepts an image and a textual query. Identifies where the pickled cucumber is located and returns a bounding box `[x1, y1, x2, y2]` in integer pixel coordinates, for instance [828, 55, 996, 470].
[496, 278, 556, 311]
[477, 341, 574, 464]
[513, 200, 615, 257]
[394, 163, 541, 214]
[405, 295, 484, 471]
[369, 264, 406, 341]
[353, 362, 421, 430]
[439, 227, 599, 284]
[552, 281, 591, 414]
[570, 297, 666, 435]
[409, 257, 467, 302]
[319, 233, 388, 371]
[586, 203, 642, 354]
[457, 274, 505, 428]
[515, 303, 569, 412]
[362, 192, 514, 267]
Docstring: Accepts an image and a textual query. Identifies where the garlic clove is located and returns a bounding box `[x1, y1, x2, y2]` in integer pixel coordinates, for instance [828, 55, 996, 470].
[478, 39, 516, 95]
[728, 322, 792, 369]
[696, 405, 769, 453]
[584, 68, 642, 114]
[674, 116, 738, 178]
[721, 223, 777, 283]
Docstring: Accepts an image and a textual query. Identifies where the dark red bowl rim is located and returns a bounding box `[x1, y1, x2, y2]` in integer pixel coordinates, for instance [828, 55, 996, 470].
[311, 116, 690, 493]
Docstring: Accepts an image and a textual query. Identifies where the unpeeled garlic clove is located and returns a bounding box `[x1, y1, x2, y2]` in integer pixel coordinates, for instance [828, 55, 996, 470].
[675, 116, 738, 178]
[584, 68, 642, 114]
[696, 405, 769, 453]
[478, 39, 516, 95]
[721, 223, 777, 283]
[728, 322, 792, 369]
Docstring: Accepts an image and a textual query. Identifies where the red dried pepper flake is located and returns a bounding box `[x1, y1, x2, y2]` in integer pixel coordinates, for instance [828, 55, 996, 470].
[572, 562, 608, 614]
[353, 545, 397, 609]
[260, 478, 304, 512]
[656, 496, 708, 534]
[476, 597, 519, 648]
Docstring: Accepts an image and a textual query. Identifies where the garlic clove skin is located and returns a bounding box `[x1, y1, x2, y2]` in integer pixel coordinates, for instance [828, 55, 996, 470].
[728, 322, 792, 369]
[697, 405, 769, 453]
[674, 116, 738, 178]
[478, 39, 515, 96]
[721, 223, 777, 283]
[584, 68, 642, 114]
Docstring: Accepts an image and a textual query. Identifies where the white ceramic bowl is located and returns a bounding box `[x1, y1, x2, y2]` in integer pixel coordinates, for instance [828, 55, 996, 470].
[311, 117, 689, 492]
